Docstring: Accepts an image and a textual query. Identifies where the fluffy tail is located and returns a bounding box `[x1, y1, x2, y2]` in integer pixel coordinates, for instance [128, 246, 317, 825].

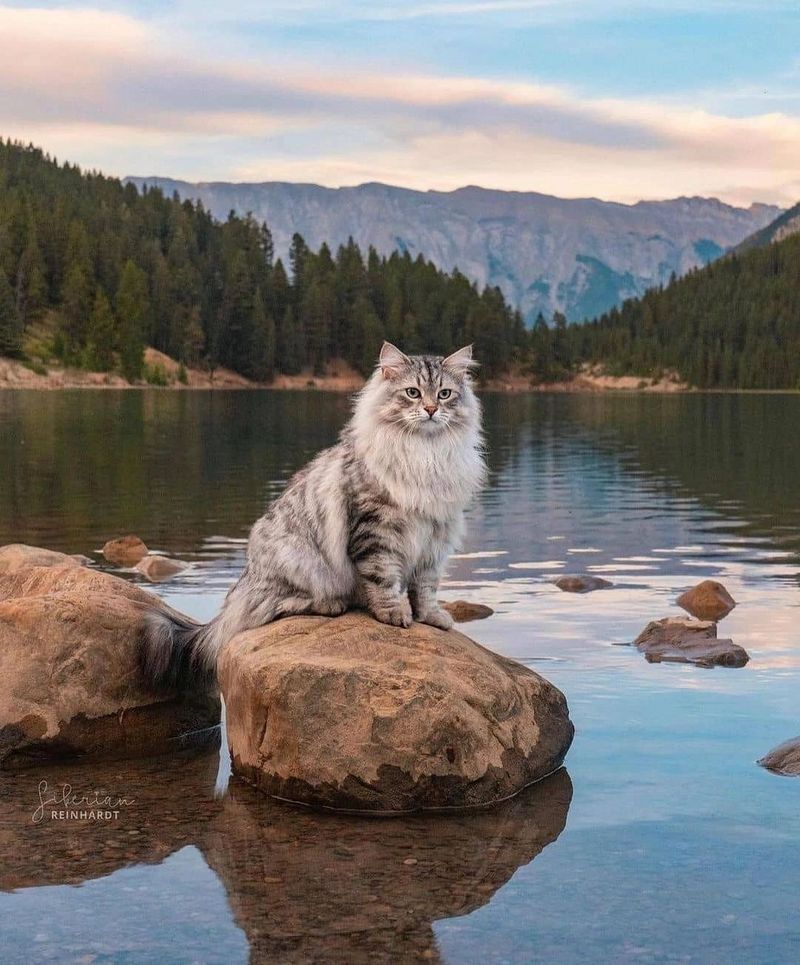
[139, 609, 222, 689]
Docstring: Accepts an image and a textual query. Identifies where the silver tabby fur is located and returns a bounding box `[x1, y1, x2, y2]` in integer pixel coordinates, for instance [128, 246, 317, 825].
[141, 342, 485, 685]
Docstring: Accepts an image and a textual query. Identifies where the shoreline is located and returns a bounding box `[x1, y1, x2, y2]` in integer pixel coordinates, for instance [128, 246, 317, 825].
[3, 354, 798, 394]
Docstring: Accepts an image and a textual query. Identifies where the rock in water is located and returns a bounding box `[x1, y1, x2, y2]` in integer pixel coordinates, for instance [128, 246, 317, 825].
[758, 738, 800, 776]
[134, 555, 187, 581]
[634, 616, 717, 648]
[554, 575, 613, 594]
[676, 580, 736, 621]
[101, 535, 149, 566]
[440, 600, 494, 622]
[633, 616, 749, 668]
[0, 544, 86, 575]
[218, 612, 574, 813]
[0, 544, 219, 768]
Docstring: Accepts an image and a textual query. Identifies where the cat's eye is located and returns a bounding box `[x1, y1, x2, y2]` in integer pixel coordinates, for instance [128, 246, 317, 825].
[438, 389, 452, 400]
[405, 387, 421, 398]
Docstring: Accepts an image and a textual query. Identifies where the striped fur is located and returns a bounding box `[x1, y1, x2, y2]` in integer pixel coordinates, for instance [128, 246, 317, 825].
[140, 342, 485, 685]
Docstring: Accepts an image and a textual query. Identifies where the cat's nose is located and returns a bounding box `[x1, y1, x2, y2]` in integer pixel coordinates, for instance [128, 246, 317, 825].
[424, 405, 438, 418]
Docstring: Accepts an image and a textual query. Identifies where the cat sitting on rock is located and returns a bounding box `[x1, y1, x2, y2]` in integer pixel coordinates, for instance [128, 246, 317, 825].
[141, 342, 485, 685]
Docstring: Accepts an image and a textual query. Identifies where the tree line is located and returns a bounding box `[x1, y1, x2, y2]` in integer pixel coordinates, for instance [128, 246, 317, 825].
[559, 232, 800, 389]
[0, 140, 527, 380]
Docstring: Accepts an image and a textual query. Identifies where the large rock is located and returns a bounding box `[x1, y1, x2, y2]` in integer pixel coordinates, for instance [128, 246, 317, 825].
[101, 534, 148, 566]
[676, 580, 736, 621]
[758, 737, 800, 776]
[219, 612, 573, 813]
[633, 616, 749, 668]
[0, 543, 86, 574]
[0, 544, 219, 768]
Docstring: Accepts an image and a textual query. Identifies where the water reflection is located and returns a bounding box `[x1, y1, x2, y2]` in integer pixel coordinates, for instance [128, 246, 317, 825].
[0, 745, 572, 963]
[2, 390, 800, 961]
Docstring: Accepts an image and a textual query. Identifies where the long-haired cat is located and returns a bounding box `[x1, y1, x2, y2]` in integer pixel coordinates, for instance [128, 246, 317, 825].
[141, 341, 485, 685]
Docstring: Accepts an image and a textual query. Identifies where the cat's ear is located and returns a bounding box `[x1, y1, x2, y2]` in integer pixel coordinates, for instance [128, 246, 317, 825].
[379, 341, 411, 379]
[443, 344, 476, 376]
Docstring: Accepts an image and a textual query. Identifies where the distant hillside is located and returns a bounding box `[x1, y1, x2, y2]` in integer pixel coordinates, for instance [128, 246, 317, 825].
[564, 227, 800, 389]
[126, 177, 780, 324]
[735, 200, 800, 253]
[0, 140, 527, 381]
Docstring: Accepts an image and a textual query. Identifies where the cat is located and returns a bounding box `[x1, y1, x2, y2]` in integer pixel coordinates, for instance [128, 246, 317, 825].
[140, 341, 486, 686]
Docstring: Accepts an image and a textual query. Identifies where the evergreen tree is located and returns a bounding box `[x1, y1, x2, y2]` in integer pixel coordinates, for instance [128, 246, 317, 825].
[85, 287, 116, 370]
[115, 259, 148, 382]
[0, 268, 22, 356]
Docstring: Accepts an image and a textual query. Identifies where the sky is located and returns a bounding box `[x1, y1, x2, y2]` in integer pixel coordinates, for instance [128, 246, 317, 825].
[1, 1, 799, 205]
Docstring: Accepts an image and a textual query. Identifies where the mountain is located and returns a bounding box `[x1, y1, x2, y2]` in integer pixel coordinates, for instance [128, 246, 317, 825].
[0, 140, 527, 381]
[126, 177, 780, 323]
[735, 200, 800, 253]
[563, 220, 800, 389]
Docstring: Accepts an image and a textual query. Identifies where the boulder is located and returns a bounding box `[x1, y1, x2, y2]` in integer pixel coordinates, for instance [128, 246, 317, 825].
[0, 545, 219, 768]
[218, 612, 574, 813]
[633, 616, 749, 668]
[676, 580, 736, 621]
[0, 544, 85, 575]
[554, 575, 612, 593]
[441, 599, 494, 622]
[134, 555, 187, 581]
[758, 737, 800, 776]
[101, 535, 148, 566]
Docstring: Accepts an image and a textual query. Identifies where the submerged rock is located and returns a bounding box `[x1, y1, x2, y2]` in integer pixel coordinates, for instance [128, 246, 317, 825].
[101, 535, 148, 566]
[554, 575, 613, 593]
[219, 611, 574, 813]
[758, 737, 800, 776]
[0, 544, 219, 768]
[440, 599, 494, 622]
[134, 555, 187, 581]
[676, 580, 736, 621]
[633, 616, 749, 668]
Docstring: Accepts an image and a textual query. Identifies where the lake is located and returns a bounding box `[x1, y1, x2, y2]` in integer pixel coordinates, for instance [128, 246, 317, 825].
[1, 390, 798, 963]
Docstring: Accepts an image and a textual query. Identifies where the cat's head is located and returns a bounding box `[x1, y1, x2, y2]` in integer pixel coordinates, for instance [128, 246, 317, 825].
[365, 341, 479, 435]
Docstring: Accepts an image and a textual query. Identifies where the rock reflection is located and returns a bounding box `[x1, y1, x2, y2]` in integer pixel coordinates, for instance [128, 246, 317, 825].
[200, 768, 572, 963]
[0, 744, 571, 963]
[0, 741, 223, 891]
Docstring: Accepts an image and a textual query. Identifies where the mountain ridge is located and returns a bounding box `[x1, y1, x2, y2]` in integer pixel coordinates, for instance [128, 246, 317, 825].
[126, 175, 780, 323]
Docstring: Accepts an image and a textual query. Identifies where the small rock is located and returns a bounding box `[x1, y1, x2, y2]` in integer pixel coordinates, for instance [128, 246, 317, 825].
[634, 616, 716, 649]
[403, 858, 418, 866]
[134, 555, 187, 581]
[676, 580, 736, 621]
[102, 535, 148, 567]
[633, 617, 748, 668]
[758, 737, 800, 776]
[440, 600, 494, 622]
[554, 575, 612, 594]
[643, 639, 749, 668]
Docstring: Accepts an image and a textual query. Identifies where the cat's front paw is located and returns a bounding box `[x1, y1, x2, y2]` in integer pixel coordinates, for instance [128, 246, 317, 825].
[418, 607, 454, 631]
[315, 598, 348, 617]
[372, 598, 413, 628]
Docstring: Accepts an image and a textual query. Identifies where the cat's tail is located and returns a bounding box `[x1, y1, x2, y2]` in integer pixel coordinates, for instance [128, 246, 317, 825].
[139, 609, 226, 688]
[140, 579, 281, 687]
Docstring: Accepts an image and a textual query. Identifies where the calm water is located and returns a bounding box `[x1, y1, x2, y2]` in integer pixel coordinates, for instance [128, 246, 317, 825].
[1, 390, 799, 964]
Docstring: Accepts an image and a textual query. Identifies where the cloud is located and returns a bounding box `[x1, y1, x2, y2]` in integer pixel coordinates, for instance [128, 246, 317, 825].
[0, 5, 798, 204]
